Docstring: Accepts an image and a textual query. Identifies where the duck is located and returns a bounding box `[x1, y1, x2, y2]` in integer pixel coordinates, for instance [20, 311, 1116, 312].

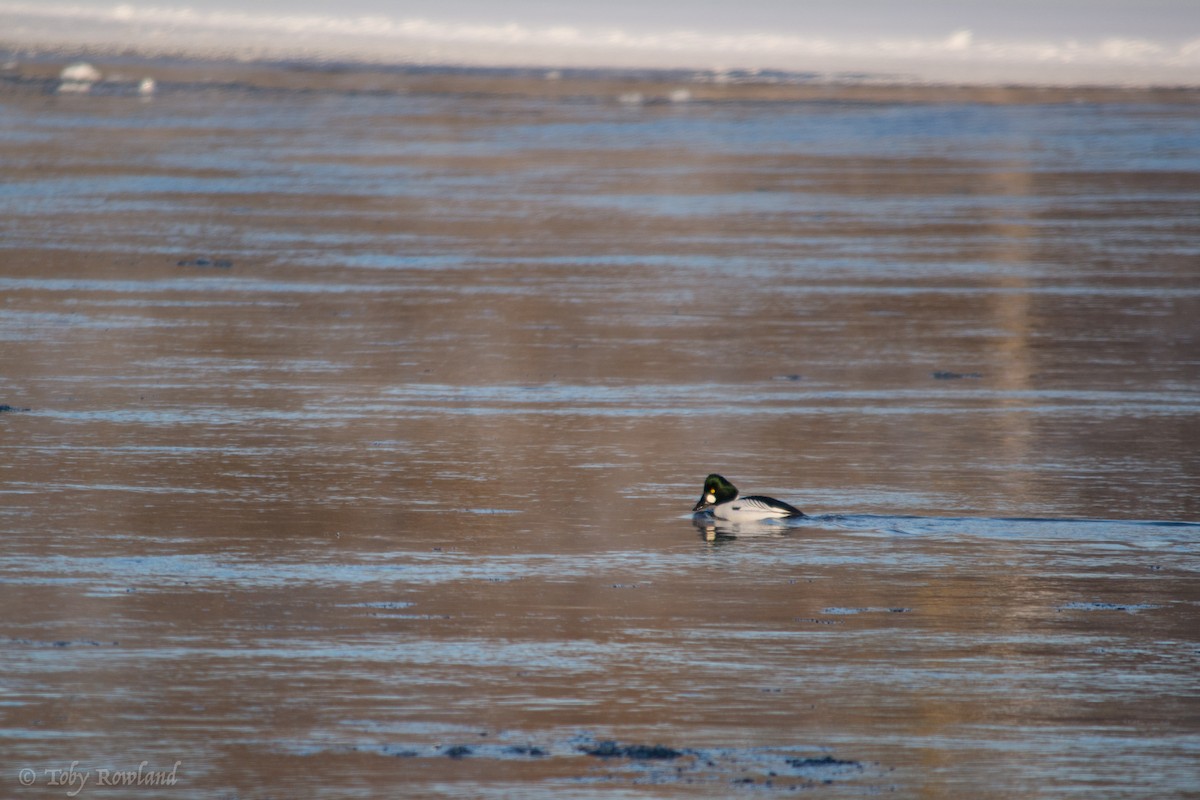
[692, 474, 804, 521]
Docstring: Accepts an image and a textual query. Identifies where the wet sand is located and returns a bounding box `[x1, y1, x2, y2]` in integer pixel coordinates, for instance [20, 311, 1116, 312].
[1, 61, 1199, 797]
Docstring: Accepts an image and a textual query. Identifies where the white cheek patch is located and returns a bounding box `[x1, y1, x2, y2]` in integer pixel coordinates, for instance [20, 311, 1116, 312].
[705, 493, 716, 504]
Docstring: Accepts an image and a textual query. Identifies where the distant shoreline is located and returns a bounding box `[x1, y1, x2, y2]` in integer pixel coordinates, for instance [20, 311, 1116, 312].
[4, 50, 1200, 105]
[3, 3, 1200, 92]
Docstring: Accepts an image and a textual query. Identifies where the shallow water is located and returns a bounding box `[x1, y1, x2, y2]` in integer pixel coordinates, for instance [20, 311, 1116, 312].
[1, 65, 1199, 798]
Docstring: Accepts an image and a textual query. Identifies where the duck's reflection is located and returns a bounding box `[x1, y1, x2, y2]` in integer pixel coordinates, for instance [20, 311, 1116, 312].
[692, 513, 794, 543]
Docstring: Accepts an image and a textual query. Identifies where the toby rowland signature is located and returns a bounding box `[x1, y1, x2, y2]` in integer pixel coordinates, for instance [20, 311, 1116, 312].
[18, 760, 181, 796]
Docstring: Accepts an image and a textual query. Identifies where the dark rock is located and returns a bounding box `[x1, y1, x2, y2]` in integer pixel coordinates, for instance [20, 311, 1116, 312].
[787, 755, 862, 769]
[507, 745, 547, 757]
[384, 748, 419, 758]
[581, 741, 683, 760]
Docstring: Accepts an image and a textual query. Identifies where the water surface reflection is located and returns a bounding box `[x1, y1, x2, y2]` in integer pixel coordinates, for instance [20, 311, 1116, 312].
[1, 66, 1198, 797]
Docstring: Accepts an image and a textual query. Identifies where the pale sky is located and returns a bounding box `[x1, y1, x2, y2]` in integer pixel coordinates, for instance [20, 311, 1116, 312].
[255, 0, 1197, 41]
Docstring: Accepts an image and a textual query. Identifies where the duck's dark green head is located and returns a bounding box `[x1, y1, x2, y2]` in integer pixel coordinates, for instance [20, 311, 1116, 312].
[693, 473, 739, 512]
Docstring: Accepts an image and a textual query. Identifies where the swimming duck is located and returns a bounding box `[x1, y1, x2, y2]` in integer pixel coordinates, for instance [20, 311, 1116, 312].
[692, 474, 804, 521]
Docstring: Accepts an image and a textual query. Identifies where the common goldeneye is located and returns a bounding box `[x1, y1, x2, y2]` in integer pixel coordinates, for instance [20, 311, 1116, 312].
[692, 474, 804, 521]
